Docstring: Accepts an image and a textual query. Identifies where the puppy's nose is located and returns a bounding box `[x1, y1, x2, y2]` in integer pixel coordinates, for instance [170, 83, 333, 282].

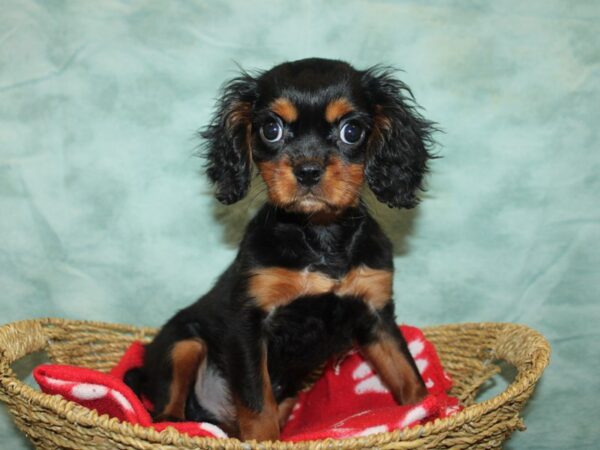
[293, 163, 323, 187]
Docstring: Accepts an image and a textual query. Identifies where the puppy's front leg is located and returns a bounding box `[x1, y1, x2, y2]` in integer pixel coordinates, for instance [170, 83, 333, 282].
[339, 266, 427, 405]
[360, 308, 427, 405]
[228, 313, 279, 441]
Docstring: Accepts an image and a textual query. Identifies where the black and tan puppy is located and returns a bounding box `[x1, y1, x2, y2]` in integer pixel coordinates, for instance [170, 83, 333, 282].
[125, 58, 435, 441]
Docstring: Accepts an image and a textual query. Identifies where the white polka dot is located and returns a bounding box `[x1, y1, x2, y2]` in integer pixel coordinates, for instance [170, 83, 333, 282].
[199, 422, 228, 438]
[352, 361, 373, 380]
[355, 375, 389, 394]
[333, 365, 340, 375]
[111, 390, 133, 412]
[445, 405, 460, 415]
[425, 378, 434, 388]
[399, 405, 428, 428]
[44, 377, 73, 388]
[355, 425, 388, 436]
[415, 358, 429, 374]
[71, 383, 108, 400]
[408, 340, 424, 357]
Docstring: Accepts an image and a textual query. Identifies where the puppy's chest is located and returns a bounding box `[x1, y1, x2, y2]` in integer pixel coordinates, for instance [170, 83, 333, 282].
[248, 264, 392, 312]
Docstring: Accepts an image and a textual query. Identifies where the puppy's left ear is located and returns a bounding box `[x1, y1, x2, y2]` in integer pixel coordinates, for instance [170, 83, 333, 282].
[362, 67, 436, 209]
[201, 73, 258, 205]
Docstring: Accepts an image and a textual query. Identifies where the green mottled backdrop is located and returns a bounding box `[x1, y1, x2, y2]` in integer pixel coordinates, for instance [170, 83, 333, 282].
[1, 1, 598, 448]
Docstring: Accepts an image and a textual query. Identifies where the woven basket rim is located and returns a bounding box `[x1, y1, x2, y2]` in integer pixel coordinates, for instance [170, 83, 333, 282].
[0, 318, 551, 449]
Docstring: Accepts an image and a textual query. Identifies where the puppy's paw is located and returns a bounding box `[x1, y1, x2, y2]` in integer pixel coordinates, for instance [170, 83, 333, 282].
[401, 378, 428, 405]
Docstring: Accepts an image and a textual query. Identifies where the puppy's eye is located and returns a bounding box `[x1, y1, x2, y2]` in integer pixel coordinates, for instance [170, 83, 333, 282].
[260, 120, 283, 143]
[340, 121, 364, 145]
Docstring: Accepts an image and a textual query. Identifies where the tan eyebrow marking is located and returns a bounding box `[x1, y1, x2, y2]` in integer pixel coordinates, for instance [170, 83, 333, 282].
[270, 97, 298, 123]
[325, 98, 355, 123]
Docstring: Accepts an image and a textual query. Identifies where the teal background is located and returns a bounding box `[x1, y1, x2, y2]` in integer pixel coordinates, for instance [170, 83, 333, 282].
[1, 1, 598, 448]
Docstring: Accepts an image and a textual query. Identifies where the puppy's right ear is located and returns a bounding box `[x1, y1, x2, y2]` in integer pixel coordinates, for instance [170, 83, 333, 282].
[201, 73, 258, 205]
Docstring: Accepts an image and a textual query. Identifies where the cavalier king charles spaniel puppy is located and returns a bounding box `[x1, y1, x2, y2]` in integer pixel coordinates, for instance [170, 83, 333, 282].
[125, 58, 435, 441]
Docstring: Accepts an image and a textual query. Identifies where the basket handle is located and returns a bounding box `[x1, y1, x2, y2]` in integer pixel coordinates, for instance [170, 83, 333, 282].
[493, 323, 551, 382]
[0, 319, 48, 376]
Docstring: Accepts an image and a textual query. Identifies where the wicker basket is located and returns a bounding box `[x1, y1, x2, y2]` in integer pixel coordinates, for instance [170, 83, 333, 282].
[0, 318, 550, 450]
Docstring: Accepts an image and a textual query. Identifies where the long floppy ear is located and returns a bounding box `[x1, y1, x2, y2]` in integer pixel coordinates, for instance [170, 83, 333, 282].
[201, 73, 258, 205]
[362, 67, 436, 209]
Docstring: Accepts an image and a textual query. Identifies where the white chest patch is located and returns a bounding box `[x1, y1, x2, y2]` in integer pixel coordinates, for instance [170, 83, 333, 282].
[193, 361, 235, 424]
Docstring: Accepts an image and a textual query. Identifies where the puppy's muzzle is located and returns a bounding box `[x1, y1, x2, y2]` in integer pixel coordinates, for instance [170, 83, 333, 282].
[293, 162, 323, 187]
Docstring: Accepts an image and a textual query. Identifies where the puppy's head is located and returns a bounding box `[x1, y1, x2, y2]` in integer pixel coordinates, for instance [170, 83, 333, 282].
[202, 58, 435, 214]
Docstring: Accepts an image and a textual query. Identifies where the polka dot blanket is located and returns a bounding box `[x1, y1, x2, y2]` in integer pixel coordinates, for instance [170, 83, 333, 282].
[33, 325, 461, 440]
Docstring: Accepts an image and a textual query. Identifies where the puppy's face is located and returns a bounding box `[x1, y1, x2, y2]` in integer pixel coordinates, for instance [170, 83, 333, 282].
[203, 58, 434, 214]
[252, 61, 371, 214]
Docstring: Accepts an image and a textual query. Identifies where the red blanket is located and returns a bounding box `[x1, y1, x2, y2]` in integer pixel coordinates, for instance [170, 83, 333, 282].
[34, 325, 460, 441]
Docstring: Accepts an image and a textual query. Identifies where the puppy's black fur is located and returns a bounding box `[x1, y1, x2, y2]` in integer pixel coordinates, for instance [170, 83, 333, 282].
[125, 58, 435, 441]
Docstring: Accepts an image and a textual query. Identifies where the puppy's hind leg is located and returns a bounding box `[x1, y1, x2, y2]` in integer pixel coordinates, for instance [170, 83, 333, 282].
[158, 338, 207, 421]
[229, 331, 279, 441]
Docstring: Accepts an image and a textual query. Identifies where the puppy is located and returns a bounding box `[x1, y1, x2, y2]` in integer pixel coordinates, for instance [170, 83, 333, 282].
[125, 58, 435, 441]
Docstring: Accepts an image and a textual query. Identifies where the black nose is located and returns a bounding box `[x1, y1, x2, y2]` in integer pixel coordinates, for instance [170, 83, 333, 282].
[293, 163, 323, 187]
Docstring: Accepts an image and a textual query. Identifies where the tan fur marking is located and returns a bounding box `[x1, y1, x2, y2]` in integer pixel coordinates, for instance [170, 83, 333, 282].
[258, 158, 297, 207]
[163, 339, 207, 420]
[235, 345, 279, 441]
[250, 265, 391, 310]
[320, 156, 365, 210]
[336, 266, 392, 309]
[249, 267, 337, 311]
[227, 101, 253, 128]
[278, 397, 298, 428]
[368, 105, 392, 149]
[270, 98, 298, 123]
[325, 98, 355, 123]
[224, 101, 253, 164]
[257, 155, 364, 215]
[373, 104, 392, 130]
[361, 335, 427, 405]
